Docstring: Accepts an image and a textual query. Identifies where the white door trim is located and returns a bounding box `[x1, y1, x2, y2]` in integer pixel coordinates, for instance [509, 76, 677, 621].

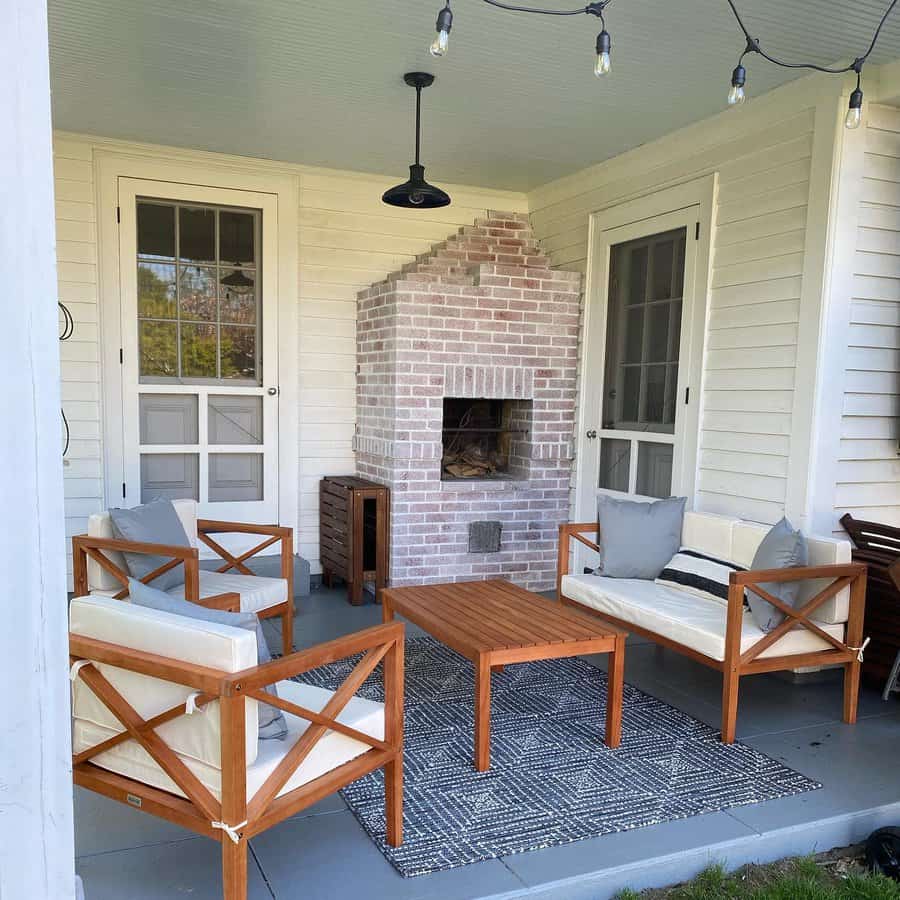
[95, 153, 299, 547]
[575, 175, 717, 522]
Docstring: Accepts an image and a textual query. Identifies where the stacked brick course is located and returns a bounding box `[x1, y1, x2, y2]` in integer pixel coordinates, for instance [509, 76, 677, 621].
[355, 211, 581, 591]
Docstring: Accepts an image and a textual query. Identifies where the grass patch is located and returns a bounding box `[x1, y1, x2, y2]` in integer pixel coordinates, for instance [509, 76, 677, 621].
[615, 851, 900, 899]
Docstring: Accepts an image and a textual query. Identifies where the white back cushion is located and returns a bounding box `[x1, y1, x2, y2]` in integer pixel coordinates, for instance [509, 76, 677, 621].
[679, 511, 850, 624]
[87, 499, 199, 592]
[70, 594, 258, 774]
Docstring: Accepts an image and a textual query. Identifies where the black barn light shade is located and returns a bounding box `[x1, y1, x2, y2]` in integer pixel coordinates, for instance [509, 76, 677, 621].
[382, 72, 451, 209]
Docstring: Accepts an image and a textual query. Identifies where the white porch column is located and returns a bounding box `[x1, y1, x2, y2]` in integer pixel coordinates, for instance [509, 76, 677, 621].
[0, 2, 75, 898]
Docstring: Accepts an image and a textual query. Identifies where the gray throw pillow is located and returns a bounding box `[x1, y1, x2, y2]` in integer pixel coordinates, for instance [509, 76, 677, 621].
[109, 499, 191, 592]
[128, 578, 288, 740]
[596, 495, 686, 579]
[746, 518, 808, 633]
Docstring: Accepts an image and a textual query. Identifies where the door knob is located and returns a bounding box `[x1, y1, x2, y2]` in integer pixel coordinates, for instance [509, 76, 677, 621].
[267, 387, 279, 396]
[586, 429, 598, 439]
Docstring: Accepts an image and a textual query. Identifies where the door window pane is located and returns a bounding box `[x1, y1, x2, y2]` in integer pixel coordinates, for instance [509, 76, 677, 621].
[140, 453, 199, 502]
[209, 453, 263, 502]
[602, 227, 686, 435]
[220, 211, 255, 266]
[181, 323, 218, 379]
[209, 395, 263, 444]
[220, 270, 256, 323]
[599, 439, 630, 492]
[179, 267, 217, 321]
[139, 321, 178, 377]
[140, 394, 198, 445]
[650, 239, 675, 300]
[179, 207, 215, 263]
[138, 263, 177, 319]
[220, 326, 256, 380]
[136, 200, 261, 384]
[636, 442, 673, 499]
[137, 203, 175, 260]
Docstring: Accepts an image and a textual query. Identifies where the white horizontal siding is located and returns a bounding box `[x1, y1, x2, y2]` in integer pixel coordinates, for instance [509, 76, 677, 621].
[53, 134, 526, 580]
[837, 104, 900, 529]
[528, 95, 818, 526]
[54, 137, 102, 578]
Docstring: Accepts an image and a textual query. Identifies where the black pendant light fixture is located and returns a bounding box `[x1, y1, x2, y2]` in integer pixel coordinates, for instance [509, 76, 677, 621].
[383, 72, 451, 209]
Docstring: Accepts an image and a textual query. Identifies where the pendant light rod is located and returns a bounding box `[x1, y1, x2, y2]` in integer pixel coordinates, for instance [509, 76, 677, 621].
[415, 81, 422, 166]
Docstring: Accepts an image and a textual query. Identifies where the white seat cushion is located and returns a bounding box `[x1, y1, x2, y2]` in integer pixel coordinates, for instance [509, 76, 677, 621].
[73, 678, 383, 803]
[166, 570, 288, 615]
[561, 573, 845, 662]
[70, 595, 259, 771]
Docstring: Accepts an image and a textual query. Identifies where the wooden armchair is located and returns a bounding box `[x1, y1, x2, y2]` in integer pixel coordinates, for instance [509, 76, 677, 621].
[72, 499, 295, 655]
[70, 595, 404, 900]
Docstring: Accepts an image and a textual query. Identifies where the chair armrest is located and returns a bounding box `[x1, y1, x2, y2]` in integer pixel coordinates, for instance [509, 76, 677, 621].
[69, 634, 228, 694]
[557, 523, 601, 596]
[197, 519, 292, 538]
[224, 622, 405, 694]
[72, 533, 199, 560]
[731, 562, 867, 585]
[194, 591, 241, 613]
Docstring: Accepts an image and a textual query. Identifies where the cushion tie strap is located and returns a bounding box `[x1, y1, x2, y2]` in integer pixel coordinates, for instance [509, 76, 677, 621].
[211, 820, 248, 845]
[70, 660, 92, 682]
[185, 692, 203, 715]
[849, 637, 871, 663]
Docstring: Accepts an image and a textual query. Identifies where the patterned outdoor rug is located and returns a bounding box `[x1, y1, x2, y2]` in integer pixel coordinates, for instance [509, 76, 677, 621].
[296, 636, 820, 877]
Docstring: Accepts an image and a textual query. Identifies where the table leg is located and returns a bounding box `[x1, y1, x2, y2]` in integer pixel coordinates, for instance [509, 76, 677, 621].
[382, 594, 394, 624]
[605, 635, 625, 749]
[475, 654, 492, 771]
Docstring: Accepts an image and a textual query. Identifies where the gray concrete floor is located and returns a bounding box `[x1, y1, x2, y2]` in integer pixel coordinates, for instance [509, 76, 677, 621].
[75, 584, 900, 899]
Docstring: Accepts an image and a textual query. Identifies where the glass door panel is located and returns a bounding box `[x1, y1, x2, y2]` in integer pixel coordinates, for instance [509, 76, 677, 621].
[599, 227, 687, 498]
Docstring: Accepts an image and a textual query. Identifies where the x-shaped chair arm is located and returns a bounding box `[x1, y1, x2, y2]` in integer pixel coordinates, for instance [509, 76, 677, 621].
[223, 622, 405, 695]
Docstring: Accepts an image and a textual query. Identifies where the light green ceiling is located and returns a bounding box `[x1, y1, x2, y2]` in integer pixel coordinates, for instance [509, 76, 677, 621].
[48, 0, 900, 191]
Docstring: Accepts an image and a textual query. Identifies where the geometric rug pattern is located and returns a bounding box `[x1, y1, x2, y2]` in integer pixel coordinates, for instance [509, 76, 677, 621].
[297, 636, 820, 877]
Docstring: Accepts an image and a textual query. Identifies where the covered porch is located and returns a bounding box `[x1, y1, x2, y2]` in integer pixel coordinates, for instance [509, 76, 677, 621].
[5, 0, 900, 898]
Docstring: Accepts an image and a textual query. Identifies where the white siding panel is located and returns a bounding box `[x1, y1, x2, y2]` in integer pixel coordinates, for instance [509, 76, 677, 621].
[837, 105, 900, 528]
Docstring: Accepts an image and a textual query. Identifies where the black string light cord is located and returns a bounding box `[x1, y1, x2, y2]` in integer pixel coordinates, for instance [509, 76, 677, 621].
[59, 302, 74, 456]
[427, 0, 898, 125]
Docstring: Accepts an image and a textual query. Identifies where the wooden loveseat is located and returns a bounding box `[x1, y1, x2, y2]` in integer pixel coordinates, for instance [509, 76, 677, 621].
[557, 510, 867, 743]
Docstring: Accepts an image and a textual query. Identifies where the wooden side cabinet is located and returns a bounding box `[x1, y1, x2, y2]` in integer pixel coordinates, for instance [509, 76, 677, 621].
[320, 476, 390, 605]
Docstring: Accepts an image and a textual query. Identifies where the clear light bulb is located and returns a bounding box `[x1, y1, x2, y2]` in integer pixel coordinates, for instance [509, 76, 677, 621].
[594, 51, 611, 77]
[845, 105, 862, 129]
[727, 84, 745, 106]
[430, 28, 449, 57]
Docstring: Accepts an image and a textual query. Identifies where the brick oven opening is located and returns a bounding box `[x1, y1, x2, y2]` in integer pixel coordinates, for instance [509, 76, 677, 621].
[441, 398, 530, 480]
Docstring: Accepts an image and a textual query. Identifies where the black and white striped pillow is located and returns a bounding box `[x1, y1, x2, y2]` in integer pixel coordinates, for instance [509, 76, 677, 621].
[655, 549, 745, 605]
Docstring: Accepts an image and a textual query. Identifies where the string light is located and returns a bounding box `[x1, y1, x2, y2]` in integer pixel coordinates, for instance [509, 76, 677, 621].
[426, 0, 899, 129]
[430, 3, 453, 56]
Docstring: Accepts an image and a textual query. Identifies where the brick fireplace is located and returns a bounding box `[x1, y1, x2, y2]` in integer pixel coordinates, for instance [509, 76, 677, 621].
[354, 211, 581, 591]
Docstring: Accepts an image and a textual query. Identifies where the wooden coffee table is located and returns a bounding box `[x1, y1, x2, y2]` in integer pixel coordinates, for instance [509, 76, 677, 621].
[381, 579, 627, 771]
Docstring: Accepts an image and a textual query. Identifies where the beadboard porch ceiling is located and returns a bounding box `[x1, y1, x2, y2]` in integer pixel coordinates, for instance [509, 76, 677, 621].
[49, 0, 900, 191]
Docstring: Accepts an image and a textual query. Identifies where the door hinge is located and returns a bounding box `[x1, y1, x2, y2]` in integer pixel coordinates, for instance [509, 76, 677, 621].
[695, 221, 700, 240]
[119, 348, 123, 364]
[122, 482, 126, 498]
[685, 387, 690, 405]
[116, 206, 121, 224]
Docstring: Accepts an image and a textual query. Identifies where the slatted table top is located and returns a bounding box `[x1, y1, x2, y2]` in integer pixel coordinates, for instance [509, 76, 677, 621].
[381, 579, 625, 658]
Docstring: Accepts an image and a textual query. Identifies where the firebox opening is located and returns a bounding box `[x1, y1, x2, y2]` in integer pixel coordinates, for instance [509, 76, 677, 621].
[441, 398, 530, 480]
